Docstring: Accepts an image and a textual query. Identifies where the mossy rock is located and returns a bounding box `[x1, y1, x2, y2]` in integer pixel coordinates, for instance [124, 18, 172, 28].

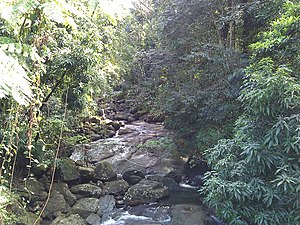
[16, 212, 41, 225]
[58, 158, 80, 182]
[93, 161, 117, 182]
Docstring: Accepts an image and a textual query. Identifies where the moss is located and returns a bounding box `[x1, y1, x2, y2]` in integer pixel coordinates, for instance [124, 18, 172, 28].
[58, 158, 79, 182]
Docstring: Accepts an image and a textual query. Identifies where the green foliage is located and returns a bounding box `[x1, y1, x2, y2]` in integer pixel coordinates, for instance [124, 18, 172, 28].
[0, 0, 135, 161]
[0, 186, 17, 224]
[141, 137, 176, 152]
[0, 1, 137, 216]
[126, 0, 250, 155]
[0, 49, 32, 105]
[196, 127, 224, 151]
[203, 2, 300, 224]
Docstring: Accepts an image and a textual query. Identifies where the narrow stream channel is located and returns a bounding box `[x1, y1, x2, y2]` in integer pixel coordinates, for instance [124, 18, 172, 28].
[70, 121, 225, 225]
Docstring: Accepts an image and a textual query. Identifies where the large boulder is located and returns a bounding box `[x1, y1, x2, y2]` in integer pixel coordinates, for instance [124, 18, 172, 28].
[53, 182, 77, 206]
[103, 180, 129, 195]
[70, 184, 102, 199]
[43, 191, 71, 219]
[58, 158, 80, 182]
[93, 161, 117, 182]
[51, 214, 86, 225]
[147, 175, 181, 192]
[122, 169, 145, 185]
[70, 198, 100, 219]
[124, 180, 169, 206]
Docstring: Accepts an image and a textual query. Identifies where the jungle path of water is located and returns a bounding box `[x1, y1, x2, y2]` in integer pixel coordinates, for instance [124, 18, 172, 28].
[70, 120, 224, 225]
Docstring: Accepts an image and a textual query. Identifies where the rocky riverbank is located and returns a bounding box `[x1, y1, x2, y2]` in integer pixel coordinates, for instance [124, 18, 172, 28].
[12, 97, 222, 225]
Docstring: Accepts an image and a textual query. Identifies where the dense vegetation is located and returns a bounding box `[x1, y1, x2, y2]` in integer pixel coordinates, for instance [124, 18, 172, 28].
[203, 2, 300, 224]
[0, 0, 299, 224]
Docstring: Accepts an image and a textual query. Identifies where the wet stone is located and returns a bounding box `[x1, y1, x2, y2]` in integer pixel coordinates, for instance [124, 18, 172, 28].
[77, 166, 94, 182]
[43, 191, 70, 219]
[103, 180, 129, 195]
[53, 182, 77, 206]
[124, 180, 169, 206]
[70, 184, 102, 199]
[171, 204, 210, 225]
[70, 198, 100, 219]
[98, 195, 115, 215]
[58, 158, 80, 182]
[147, 175, 181, 192]
[122, 169, 145, 185]
[52, 214, 86, 225]
[94, 161, 117, 182]
[86, 213, 101, 225]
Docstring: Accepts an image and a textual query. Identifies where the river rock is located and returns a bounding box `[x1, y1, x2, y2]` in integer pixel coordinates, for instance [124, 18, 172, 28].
[118, 127, 134, 135]
[43, 191, 70, 219]
[147, 175, 180, 191]
[58, 158, 80, 182]
[103, 180, 129, 195]
[115, 195, 125, 208]
[127, 116, 136, 123]
[171, 204, 214, 225]
[78, 166, 94, 182]
[70, 184, 102, 199]
[108, 121, 121, 131]
[98, 195, 115, 215]
[90, 134, 102, 141]
[134, 110, 148, 119]
[165, 171, 182, 183]
[124, 180, 169, 206]
[86, 213, 101, 225]
[122, 169, 145, 185]
[128, 204, 171, 222]
[26, 177, 44, 191]
[70, 198, 100, 219]
[19, 177, 48, 202]
[115, 112, 131, 121]
[94, 161, 117, 181]
[53, 182, 77, 206]
[16, 212, 41, 225]
[104, 130, 116, 138]
[51, 214, 85, 225]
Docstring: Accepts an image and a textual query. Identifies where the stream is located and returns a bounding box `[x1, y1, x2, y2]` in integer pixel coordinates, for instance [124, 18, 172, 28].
[70, 120, 224, 225]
